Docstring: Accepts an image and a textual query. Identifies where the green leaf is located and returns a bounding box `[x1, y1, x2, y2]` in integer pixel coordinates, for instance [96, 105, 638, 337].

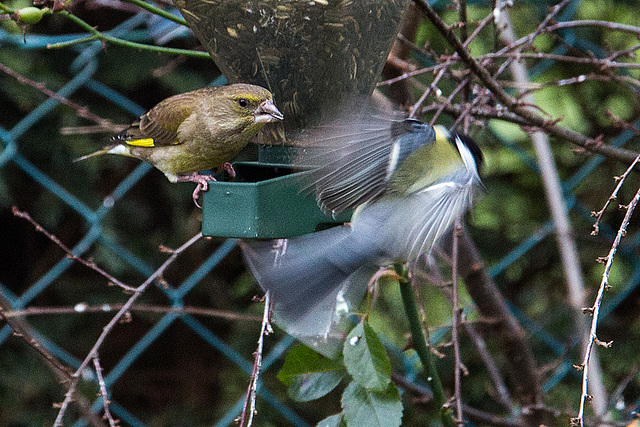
[288, 370, 345, 402]
[278, 345, 344, 386]
[341, 381, 403, 427]
[343, 320, 391, 391]
[316, 413, 345, 427]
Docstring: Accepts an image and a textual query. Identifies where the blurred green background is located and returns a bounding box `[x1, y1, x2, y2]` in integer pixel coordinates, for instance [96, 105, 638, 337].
[1, 0, 640, 426]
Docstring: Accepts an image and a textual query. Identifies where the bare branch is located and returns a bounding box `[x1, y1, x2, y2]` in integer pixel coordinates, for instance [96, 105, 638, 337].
[53, 232, 204, 426]
[93, 356, 118, 427]
[1, 303, 261, 322]
[12, 206, 138, 294]
[0, 293, 107, 427]
[591, 155, 640, 235]
[0, 63, 114, 128]
[238, 293, 273, 427]
[413, 0, 640, 164]
[576, 175, 640, 426]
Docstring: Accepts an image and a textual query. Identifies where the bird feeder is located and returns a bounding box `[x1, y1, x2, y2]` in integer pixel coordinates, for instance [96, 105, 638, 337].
[172, 0, 411, 237]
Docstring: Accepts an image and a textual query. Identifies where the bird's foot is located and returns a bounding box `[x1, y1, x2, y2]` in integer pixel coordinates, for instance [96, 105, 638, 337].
[218, 162, 236, 181]
[176, 173, 216, 208]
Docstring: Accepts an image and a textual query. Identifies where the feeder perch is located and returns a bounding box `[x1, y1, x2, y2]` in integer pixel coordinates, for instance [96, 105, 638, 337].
[172, 0, 411, 238]
[202, 162, 351, 238]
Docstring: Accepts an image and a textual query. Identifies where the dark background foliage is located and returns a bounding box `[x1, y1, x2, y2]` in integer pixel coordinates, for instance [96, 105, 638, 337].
[1, 0, 640, 426]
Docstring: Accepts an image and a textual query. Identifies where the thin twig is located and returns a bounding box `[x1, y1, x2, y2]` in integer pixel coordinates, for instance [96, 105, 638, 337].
[483, 51, 640, 69]
[422, 253, 516, 414]
[421, 101, 526, 126]
[429, 76, 471, 126]
[53, 232, 204, 426]
[0, 63, 114, 128]
[457, 0, 470, 132]
[493, 0, 572, 57]
[591, 155, 640, 235]
[451, 219, 464, 424]
[1, 303, 261, 322]
[574, 183, 640, 427]
[450, 89, 490, 130]
[393, 374, 520, 427]
[12, 207, 138, 293]
[493, 0, 570, 77]
[464, 321, 514, 412]
[93, 355, 118, 427]
[0, 295, 73, 383]
[238, 292, 273, 427]
[409, 67, 447, 118]
[545, 20, 640, 36]
[377, 62, 454, 87]
[454, 229, 546, 425]
[0, 294, 107, 427]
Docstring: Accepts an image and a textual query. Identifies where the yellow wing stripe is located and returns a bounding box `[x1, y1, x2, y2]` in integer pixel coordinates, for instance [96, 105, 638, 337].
[125, 138, 181, 147]
[126, 138, 156, 147]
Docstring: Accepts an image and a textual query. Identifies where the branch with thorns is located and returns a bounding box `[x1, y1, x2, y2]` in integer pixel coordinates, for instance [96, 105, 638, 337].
[9, 206, 205, 425]
[0, 63, 117, 132]
[591, 155, 640, 236]
[574, 159, 640, 426]
[12, 206, 138, 293]
[237, 293, 273, 427]
[385, 0, 640, 164]
[93, 355, 119, 427]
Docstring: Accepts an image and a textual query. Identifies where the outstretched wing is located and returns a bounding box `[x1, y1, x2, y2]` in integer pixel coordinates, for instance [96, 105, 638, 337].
[297, 99, 434, 216]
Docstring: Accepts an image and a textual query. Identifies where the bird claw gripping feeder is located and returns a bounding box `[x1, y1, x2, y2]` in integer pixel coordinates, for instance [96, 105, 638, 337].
[172, 0, 412, 238]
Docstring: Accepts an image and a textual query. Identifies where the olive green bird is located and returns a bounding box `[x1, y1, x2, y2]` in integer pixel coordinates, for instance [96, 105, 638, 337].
[77, 83, 283, 205]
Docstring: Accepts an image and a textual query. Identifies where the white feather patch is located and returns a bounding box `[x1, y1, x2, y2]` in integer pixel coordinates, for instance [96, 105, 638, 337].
[455, 135, 481, 182]
[385, 140, 401, 181]
[107, 145, 131, 156]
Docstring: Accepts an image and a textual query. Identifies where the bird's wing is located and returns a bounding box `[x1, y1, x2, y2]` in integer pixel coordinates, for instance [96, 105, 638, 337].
[297, 101, 422, 216]
[112, 91, 202, 147]
[365, 170, 477, 268]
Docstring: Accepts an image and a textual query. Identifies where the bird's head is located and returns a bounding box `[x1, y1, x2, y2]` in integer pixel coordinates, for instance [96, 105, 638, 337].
[218, 83, 284, 128]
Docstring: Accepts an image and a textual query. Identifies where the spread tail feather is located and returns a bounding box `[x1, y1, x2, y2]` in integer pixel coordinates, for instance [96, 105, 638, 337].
[73, 144, 132, 162]
[241, 225, 375, 323]
[241, 226, 377, 357]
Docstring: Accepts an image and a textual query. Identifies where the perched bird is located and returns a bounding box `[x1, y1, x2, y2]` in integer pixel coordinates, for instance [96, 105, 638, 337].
[76, 83, 283, 204]
[242, 102, 483, 348]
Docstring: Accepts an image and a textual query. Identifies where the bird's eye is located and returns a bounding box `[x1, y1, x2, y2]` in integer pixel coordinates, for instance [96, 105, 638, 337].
[238, 99, 248, 108]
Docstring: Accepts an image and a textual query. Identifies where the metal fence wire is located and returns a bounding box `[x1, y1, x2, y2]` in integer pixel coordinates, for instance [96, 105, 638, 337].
[1, 0, 640, 426]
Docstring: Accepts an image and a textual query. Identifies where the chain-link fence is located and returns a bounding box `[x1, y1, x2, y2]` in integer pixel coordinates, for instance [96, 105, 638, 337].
[2, 0, 640, 425]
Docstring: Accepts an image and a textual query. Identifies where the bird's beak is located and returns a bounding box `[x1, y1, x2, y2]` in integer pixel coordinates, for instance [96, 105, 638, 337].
[254, 99, 284, 123]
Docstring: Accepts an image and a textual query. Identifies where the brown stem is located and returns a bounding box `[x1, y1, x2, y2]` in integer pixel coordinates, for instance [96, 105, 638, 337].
[413, 0, 640, 164]
[0, 294, 108, 427]
[452, 229, 549, 426]
[451, 220, 464, 424]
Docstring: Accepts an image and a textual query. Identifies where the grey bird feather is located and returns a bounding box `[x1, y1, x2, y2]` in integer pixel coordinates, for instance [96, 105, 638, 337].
[243, 100, 483, 356]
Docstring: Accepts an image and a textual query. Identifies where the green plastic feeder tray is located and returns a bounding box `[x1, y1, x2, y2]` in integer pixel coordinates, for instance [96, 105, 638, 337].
[202, 161, 350, 239]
